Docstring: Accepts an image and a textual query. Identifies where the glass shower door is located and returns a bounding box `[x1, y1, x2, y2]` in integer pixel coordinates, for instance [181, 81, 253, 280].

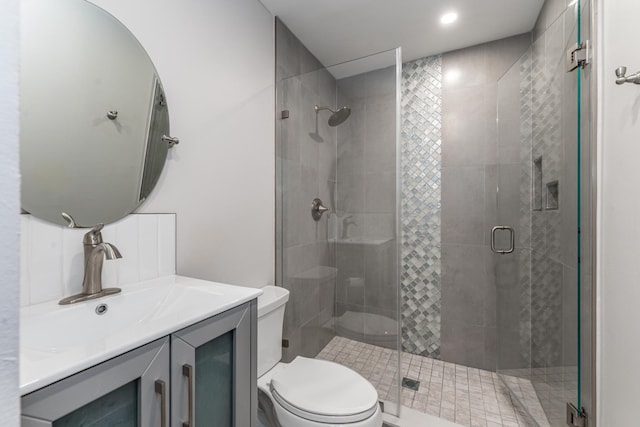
[495, 1, 592, 425]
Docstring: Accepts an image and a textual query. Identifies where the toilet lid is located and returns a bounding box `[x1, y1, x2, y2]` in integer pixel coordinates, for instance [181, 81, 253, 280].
[270, 357, 379, 424]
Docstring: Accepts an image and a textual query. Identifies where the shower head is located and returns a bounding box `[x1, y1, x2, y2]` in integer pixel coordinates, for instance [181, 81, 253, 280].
[314, 105, 351, 127]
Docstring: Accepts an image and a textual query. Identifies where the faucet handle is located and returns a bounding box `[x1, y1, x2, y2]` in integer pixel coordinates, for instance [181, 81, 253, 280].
[62, 213, 105, 245]
[83, 224, 105, 246]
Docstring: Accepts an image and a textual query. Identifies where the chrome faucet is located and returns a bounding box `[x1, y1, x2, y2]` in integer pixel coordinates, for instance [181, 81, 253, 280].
[341, 215, 356, 239]
[59, 224, 123, 305]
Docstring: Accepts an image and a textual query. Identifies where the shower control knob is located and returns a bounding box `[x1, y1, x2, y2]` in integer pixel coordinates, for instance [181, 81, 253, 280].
[311, 198, 330, 221]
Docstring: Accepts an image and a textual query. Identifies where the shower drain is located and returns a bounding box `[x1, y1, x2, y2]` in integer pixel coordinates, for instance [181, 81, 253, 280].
[402, 377, 420, 391]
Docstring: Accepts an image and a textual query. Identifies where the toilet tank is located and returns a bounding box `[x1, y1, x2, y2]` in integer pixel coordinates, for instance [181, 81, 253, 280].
[257, 285, 289, 377]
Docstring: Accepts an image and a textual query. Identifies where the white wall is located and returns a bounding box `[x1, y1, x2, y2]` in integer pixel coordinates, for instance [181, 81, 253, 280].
[20, 214, 176, 307]
[599, 0, 640, 424]
[90, 0, 275, 288]
[0, 0, 20, 422]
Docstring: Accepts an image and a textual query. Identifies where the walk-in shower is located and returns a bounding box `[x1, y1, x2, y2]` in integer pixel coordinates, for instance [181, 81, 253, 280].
[276, 0, 594, 422]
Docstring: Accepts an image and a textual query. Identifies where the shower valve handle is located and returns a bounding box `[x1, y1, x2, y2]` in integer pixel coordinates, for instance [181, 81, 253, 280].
[311, 198, 330, 221]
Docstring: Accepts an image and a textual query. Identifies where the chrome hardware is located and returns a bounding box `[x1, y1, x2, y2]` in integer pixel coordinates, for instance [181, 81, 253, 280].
[59, 223, 123, 305]
[161, 135, 180, 148]
[61, 212, 102, 234]
[155, 380, 167, 427]
[106, 110, 118, 120]
[83, 223, 104, 245]
[491, 226, 515, 255]
[95, 303, 108, 315]
[182, 364, 194, 427]
[566, 402, 586, 427]
[61, 212, 81, 228]
[616, 66, 627, 79]
[311, 198, 330, 221]
[567, 41, 590, 72]
[314, 104, 351, 127]
[615, 65, 640, 85]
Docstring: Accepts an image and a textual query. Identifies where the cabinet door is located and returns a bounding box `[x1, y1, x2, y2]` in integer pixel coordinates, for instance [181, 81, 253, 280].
[171, 301, 257, 427]
[22, 337, 170, 427]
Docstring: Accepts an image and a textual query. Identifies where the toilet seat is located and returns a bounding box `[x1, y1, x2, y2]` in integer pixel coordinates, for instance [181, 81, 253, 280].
[269, 357, 379, 424]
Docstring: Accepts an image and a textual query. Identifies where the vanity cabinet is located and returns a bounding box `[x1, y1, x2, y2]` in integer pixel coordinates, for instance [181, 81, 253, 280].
[171, 301, 256, 427]
[21, 302, 257, 427]
[21, 337, 170, 426]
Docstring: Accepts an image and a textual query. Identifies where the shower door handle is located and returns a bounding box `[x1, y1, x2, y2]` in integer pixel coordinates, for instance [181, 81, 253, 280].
[491, 226, 515, 254]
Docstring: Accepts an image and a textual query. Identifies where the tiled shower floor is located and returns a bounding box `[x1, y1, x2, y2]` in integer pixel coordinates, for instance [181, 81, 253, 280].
[316, 337, 549, 427]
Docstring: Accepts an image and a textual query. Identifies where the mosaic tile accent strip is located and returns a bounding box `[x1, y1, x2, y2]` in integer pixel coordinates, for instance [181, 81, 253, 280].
[400, 56, 442, 358]
[318, 336, 549, 427]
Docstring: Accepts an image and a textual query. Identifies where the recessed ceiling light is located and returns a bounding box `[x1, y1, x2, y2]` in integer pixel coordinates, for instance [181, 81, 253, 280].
[446, 69, 461, 83]
[440, 12, 458, 25]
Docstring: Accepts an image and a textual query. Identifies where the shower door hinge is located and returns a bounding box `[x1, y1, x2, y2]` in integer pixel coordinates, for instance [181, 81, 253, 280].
[281, 109, 290, 119]
[566, 402, 587, 427]
[567, 40, 591, 72]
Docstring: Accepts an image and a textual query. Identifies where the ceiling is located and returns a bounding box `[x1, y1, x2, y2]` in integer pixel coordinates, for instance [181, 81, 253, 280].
[259, 0, 544, 67]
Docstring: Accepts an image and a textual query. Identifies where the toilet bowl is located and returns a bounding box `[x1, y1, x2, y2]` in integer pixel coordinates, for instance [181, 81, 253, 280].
[257, 286, 383, 427]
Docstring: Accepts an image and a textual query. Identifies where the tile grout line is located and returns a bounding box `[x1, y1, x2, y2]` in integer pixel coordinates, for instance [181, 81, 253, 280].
[316, 336, 549, 427]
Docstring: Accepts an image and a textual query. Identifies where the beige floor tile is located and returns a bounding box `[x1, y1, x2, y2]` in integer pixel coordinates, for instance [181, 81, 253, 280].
[316, 337, 550, 427]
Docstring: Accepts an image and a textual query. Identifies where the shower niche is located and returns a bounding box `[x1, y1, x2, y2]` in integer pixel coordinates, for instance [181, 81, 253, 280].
[546, 180, 559, 210]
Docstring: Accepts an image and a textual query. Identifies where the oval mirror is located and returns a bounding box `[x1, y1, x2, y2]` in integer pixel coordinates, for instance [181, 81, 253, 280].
[20, 0, 173, 227]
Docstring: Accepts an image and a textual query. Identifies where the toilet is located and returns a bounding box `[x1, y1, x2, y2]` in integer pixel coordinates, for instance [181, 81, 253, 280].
[257, 286, 383, 427]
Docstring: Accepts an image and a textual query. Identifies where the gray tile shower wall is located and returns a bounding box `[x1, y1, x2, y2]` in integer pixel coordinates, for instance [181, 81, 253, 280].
[495, 48, 534, 375]
[396, 35, 531, 368]
[275, 19, 337, 362]
[439, 34, 531, 371]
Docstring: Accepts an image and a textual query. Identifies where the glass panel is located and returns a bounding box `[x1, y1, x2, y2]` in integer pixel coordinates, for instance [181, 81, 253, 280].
[577, 0, 594, 418]
[495, 45, 533, 390]
[275, 36, 402, 414]
[195, 330, 234, 426]
[495, 1, 591, 424]
[53, 380, 138, 427]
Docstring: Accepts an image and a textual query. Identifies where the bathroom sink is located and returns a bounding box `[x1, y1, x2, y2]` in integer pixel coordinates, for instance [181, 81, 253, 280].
[20, 275, 262, 395]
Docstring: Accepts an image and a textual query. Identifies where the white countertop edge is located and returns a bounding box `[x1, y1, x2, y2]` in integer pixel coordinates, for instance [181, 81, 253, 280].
[20, 275, 262, 395]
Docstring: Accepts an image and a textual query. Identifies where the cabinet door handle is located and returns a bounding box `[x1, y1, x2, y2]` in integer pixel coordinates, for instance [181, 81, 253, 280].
[182, 364, 194, 427]
[154, 379, 167, 427]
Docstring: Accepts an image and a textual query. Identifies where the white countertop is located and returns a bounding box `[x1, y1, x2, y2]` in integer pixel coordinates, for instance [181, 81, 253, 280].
[20, 275, 262, 395]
